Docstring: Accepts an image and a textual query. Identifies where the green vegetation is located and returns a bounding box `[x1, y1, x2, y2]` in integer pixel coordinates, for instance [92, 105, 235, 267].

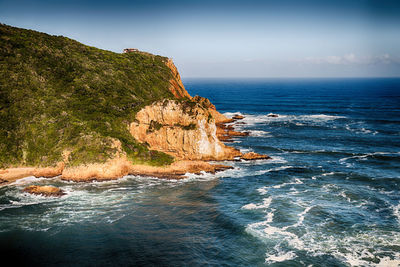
[147, 120, 163, 133]
[0, 23, 176, 168]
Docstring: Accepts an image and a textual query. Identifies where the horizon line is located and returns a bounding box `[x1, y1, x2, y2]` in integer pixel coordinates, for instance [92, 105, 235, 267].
[182, 76, 400, 79]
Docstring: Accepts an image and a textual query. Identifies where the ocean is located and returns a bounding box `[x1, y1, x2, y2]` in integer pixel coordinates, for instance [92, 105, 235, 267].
[1, 78, 400, 266]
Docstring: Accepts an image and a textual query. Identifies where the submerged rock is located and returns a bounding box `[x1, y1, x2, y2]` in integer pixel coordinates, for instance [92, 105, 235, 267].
[267, 113, 279, 118]
[232, 115, 245, 120]
[23, 185, 65, 197]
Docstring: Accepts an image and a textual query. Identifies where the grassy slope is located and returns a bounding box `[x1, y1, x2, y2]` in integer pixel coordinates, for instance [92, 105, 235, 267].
[0, 23, 176, 168]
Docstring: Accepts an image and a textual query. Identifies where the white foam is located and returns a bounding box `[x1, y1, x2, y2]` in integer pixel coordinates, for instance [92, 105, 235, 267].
[339, 191, 352, 203]
[392, 203, 400, 224]
[377, 255, 400, 267]
[10, 176, 50, 186]
[345, 124, 379, 135]
[255, 165, 294, 176]
[340, 151, 400, 164]
[290, 206, 314, 228]
[257, 186, 268, 195]
[322, 172, 336, 176]
[223, 112, 346, 127]
[265, 250, 296, 264]
[242, 197, 272, 210]
[249, 130, 272, 137]
[271, 178, 303, 189]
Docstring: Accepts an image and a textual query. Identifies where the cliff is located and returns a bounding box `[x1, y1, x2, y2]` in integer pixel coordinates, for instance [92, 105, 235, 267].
[0, 23, 268, 184]
[165, 59, 192, 99]
[130, 99, 241, 160]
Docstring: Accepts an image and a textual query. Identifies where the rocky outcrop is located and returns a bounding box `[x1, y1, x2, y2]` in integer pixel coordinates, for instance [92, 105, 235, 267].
[61, 157, 132, 181]
[23, 185, 65, 197]
[267, 113, 279, 118]
[216, 114, 249, 142]
[241, 152, 271, 160]
[0, 163, 64, 184]
[232, 115, 245, 120]
[165, 59, 191, 99]
[192, 95, 232, 123]
[61, 158, 232, 181]
[130, 99, 241, 161]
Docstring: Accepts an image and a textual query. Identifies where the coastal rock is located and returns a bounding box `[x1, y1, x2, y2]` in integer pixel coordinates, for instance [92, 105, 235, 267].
[0, 163, 64, 184]
[192, 95, 231, 123]
[61, 158, 233, 181]
[226, 130, 249, 137]
[128, 160, 233, 179]
[232, 115, 245, 120]
[165, 59, 192, 99]
[23, 185, 65, 197]
[241, 152, 271, 160]
[215, 116, 249, 142]
[267, 113, 279, 117]
[129, 99, 241, 160]
[61, 157, 132, 181]
[32, 162, 64, 178]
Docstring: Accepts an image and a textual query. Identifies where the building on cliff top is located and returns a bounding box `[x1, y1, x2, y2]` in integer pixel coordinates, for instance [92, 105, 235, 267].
[123, 48, 138, 53]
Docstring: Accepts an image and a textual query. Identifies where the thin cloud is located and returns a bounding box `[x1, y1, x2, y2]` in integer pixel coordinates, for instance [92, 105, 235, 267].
[303, 53, 400, 65]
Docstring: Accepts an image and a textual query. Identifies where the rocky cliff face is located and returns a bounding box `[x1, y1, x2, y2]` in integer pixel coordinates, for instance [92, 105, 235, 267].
[129, 99, 241, 161]
[165, 59, 191, 99]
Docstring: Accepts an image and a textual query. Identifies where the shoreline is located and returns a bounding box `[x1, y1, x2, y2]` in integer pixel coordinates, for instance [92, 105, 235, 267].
[0, 114, 269, 187]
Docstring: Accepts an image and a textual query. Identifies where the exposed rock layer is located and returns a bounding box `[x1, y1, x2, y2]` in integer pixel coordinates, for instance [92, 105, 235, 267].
[129, 99, 241, 161]
[166, 59, 191, 99]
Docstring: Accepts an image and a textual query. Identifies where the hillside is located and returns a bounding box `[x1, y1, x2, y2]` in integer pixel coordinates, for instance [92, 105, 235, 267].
[0, 24, 268, 183]
[0, 23, 188, 168]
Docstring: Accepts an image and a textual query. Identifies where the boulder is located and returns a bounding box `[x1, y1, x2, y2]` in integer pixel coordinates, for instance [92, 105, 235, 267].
[232, 115, 245, 120]
[267, 113, 279, 118]
[23, 185, 65, 197]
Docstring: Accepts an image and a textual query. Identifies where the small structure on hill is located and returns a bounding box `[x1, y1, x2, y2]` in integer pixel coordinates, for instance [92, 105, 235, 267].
[123, 48, 138, 53]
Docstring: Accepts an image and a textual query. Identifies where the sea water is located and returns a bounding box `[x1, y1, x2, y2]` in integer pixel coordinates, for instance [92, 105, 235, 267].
[0, 78, 399, 266]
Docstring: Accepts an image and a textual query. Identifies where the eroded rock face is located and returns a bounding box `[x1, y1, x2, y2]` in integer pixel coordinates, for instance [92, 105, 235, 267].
[165, 59, 191, 99]
[130, 100, 241, 160]
[23, 185, 65, 197]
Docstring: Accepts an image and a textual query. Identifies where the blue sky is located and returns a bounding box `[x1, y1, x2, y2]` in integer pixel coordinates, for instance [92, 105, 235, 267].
[1, 0, 400, 77]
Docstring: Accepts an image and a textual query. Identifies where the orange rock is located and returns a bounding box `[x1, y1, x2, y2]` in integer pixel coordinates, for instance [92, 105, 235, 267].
[165, 59, 191, 99]
[129, 99, 241, 161]
[32, 162, 64, 178]
[232, 115, 245, 120]
[241, 152, 271, 160]
[61, 159, 233, 181]
[227, 130, 249, 137]
[23, 185, 65, 197]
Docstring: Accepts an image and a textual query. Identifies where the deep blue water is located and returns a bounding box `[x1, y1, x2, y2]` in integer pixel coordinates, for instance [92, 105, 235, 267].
[1, 78, 400, 266]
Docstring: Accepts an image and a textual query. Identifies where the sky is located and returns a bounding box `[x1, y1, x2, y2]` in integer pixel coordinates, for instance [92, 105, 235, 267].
[1, 0, 400, 78]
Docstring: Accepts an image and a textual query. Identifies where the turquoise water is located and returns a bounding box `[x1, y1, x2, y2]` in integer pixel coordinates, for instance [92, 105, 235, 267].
[1, 78, 400, 266]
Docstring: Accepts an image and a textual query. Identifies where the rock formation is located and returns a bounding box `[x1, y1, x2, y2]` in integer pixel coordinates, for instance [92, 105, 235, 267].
[129, 99, 241, 161]
[241, 152, 271, 160]
[23, 185, 65, 197]
[165, 59, 191, 99]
